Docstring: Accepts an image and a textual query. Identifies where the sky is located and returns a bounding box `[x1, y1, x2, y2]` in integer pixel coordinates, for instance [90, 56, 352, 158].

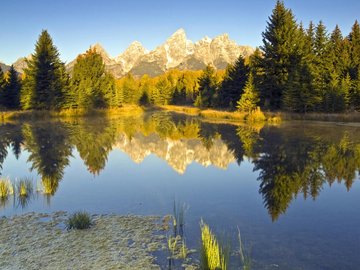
[1, 0, 359, 65]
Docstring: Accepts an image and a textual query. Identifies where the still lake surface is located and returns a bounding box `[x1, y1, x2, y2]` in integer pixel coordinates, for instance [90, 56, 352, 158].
[0, 112, 359, 269]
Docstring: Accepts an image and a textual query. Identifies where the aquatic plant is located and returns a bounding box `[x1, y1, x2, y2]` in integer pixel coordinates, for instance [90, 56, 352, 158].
[180, 239, 189, 259]
[16, 178, 34, 197]
[16, 177, 34, 208]
[66, 211, 92, 230]
[238, 227, 252, 270]
[173, 200, 188, 237]
[200, 219, 228, 270]
[0, 178, 14, 198]
[167, 235, 179, 257]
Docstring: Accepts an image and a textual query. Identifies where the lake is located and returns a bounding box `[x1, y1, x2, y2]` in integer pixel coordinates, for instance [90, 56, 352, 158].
[1, 111, 359, 269]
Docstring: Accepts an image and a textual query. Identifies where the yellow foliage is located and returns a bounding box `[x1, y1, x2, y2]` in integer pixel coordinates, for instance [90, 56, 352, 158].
[200, 220, 227, 270]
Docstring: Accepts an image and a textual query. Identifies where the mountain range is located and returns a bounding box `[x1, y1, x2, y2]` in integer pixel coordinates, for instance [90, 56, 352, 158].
[1, 29, 254, 78]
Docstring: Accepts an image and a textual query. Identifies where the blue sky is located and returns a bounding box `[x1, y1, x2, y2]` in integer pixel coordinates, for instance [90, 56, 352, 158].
[1, 0, 359, 64]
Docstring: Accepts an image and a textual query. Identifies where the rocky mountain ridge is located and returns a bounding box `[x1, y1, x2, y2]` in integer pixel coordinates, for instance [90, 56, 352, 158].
[2, 29, 254, 78]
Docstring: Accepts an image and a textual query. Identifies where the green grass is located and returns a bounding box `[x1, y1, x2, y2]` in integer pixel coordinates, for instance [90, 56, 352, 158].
[66, 211, 93, 230]
[200, 219, 229, 270]
[173, 200, 188, 237]
[238, 227, 252, 270]
[16, 178, 33, 197]
[0, 178, 14, 202]
[0, 106, 144, 121]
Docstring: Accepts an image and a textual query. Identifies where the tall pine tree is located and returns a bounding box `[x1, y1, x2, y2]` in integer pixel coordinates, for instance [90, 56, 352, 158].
[21, 30, 68, 110]
[259, 0, 299, 110]
[2, 66, 21, 109]
[194, 65, 217, 108]
[68, 48, 115, 109]
[236, 73, 260, 112]
[218, 56, 249, 109]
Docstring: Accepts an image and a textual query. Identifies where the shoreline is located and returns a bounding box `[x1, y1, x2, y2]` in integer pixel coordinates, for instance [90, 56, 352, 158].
[2, 105, 360, 124]
[0, 211, 169, 270]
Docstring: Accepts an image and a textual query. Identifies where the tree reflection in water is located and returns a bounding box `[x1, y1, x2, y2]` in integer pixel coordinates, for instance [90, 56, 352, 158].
[0, 114, 359, 220]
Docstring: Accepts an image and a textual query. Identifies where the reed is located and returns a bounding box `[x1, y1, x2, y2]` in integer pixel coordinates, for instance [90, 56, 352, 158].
[200, 219, 228, 270]
[0, 178, 14, 199]
[173, 201, 188, 237]
[16, 177, 33, 197]
[238, 227, 251, 270]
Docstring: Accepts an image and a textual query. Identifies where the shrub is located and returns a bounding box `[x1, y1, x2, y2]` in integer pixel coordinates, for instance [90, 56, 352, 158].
[66, 211, 92, 230]
[245, 107, 266, 123]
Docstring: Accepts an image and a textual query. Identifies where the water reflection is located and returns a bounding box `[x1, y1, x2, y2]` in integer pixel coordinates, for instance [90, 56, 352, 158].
[0, 114, 360, 220]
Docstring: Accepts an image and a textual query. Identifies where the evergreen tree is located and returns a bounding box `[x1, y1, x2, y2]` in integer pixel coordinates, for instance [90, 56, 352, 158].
[283, 22, 321, 112]
[348, 21, 360, 80]
[156, 77, 172, 105]
[2, 66, 21, 109]
[69, 48, 114, 109]
[121, 73, 140, 104]
[236, 73, 259, 112]
[259, 0, 299, 110]
[195, 65, 217, 108]
[21, 30, 68, 110]
[218, 56, 249, 109]
[0, 68, 6, 108]
[312, 21, 332, 111]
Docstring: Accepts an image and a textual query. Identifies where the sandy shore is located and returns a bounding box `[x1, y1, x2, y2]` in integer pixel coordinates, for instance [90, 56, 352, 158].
[0, 212, 167, 269]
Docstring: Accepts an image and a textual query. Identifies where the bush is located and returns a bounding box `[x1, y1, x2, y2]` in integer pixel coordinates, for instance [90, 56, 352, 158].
[66, 211, 92, 230]
[245, 107, 266, 123]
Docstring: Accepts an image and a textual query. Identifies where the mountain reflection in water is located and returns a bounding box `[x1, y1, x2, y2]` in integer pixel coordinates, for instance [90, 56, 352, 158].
[0, 112, 360, 221]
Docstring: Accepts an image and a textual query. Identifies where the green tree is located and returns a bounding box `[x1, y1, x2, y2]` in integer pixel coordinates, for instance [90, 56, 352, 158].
[68, 48, 114, 109]
[219, 56, 249, 109]
[348, 21, 360, 80]
[195, 65, 217, 108]
[21, 30, 69, 110]
[259, 0, 299, 110]
[236, 73, 259, 112]
[156, 77, 173, 105]
[0, 68, 6, 108]
[2, 66, 21, 109]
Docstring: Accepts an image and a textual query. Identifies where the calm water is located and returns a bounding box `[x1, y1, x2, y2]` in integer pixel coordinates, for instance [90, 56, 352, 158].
[1, 112, 360, 269]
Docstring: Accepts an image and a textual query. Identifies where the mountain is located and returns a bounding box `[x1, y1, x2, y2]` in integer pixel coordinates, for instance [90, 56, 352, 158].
[114, 132, 236, 174]
[0, 62, 10, 73]
[8, 29, 254, 78]
[13, 56, 31, 74]
[127, 28, 254, 77]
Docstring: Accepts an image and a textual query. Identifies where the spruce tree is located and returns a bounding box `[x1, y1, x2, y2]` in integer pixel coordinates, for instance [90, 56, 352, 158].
[259, 0, 299, 110]
[348, 21, 360, 80]
[312, 21, 332, 111]
[21, 30, 68, 110]
[218, 56, 249, 109]
[0, 68, 6, 108]
[69, 48, 114, 109]
[236, 73, 259, 112]
[195, 65, 217, 108]
[2, 66, 21, 109]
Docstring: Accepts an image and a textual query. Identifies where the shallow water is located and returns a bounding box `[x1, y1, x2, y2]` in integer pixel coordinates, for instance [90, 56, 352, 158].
[1, 112, 360, 269]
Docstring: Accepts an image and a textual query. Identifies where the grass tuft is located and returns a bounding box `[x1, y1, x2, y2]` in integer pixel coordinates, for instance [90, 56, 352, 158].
[0, 178, 14, 199]
[245, 107, 266, 123]
[238, 227, 252, 270]
[173, 200, 188, 237]
[200, 219, 228, 270]
[16, 178, 33, 197]
[66, 211, 92, 230]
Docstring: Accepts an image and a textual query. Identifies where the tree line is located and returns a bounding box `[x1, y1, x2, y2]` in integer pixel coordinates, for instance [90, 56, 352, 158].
[0, 1, 359, 113]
